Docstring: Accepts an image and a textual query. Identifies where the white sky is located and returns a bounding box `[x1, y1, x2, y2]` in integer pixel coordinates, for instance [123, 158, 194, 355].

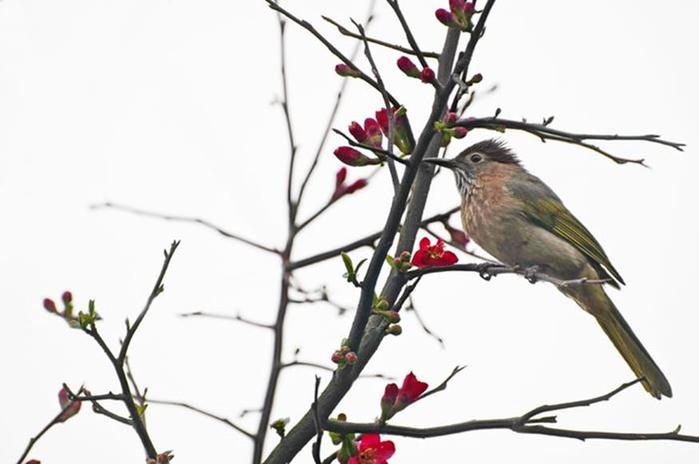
[2, 1, 698, 463]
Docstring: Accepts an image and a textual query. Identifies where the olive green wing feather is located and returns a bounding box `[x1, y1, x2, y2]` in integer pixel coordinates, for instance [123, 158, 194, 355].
[512, 175, 625, 287]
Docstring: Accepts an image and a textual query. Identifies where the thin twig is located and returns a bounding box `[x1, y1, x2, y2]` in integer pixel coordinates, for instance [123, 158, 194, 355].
[265, 0, 401, 107]
[91, 202, 280, 254]
[179, 311, 274, 330]
[352, 19, 400, 191]
[458, 117, 685, 165]
[416, 365, 466, 402]
[145, 398, 256, 440]
[296, 1, 377, 210]
[322, 16, 440, 60]
[386, 0, 429, 69]
[333, 129, 411, 166]
[405, 296, 445, 347]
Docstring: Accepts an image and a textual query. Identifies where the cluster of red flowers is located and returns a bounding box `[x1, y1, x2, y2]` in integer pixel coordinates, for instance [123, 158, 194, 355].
[43, 291, 79, 327]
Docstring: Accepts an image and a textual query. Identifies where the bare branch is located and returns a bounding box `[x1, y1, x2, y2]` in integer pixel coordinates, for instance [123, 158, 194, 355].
[386, 0, 429, 69]
[265, 0, 401, 107]
[145, 398, 256, 440]
[458, 117, 685, 165]
[91, 202, 280, 255]
[179, 311, 274, 330]
[325, 380, 699, 443]
[322, 16, 439, 60]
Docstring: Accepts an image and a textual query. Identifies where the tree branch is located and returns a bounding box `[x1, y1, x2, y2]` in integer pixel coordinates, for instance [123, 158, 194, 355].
[458, 116, 685, 165]
[324, 380, 699, 443]
[91, 202, 280, 255]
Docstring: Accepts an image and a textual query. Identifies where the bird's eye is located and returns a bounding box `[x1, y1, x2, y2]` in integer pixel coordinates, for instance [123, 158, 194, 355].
[470, 153, 483, 163]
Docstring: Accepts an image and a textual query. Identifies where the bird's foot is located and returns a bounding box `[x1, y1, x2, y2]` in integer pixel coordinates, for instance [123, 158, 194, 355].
[522, 265, 542, 284]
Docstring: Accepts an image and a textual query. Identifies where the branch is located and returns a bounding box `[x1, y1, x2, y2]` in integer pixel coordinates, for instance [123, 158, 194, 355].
[16, 408, 67, 464]
[405, 262, 612, 287]
[458, 117, 685, 165]
[91, 202, 280, 255]
[296, 2, 377, 210]
[179, 311, 274, 330]
[145, 398, 256, 440]
[386, 0, 429, 69]
[289, 206, 460, 270]
[275, 13, 299, 222]
[352, 19, 400, 191]
[265, 0, 401, 107]
[325, 379, 699, 443]
[322, 16, 440, 60]
[118, 241, 180, 363]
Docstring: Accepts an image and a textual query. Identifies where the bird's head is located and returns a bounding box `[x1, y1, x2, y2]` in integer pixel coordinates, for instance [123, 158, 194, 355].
[423, 139, 520, 195]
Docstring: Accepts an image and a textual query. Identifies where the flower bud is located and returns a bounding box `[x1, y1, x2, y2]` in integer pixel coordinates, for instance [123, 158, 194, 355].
[435, 8, 457, 27]
[333, 147, 380, 167]
[445, 223, 471, 247]
[385, 324, 402, 336]
[61, 291, 73, 305]
[331, 351, 344, 364]
[335, 64, 361, 78]
[419, 67, 435, 83]
[335, 167, 348, 189]
[344, 351, 358, 364]
[453, 127, 468, 139]
[364, 118, 383, 148]
[397, 56, 420, 78]
[443, 112, 458, 126]
[349, 121, 367, 143]
[344, 179, 368, 194]
[57, 386, 81, 423]
[43, 298, 58, 314]
[399, 251, 411, 262]
[470, 72, 483, 83]
[380, 383, 399, 420]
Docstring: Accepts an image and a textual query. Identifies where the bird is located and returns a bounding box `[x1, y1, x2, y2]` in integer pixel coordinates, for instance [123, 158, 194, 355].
[423, 139, 672, 399]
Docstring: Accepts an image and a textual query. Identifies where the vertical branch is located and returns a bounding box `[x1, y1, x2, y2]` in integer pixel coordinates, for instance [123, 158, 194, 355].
[276, 14, 299, 224]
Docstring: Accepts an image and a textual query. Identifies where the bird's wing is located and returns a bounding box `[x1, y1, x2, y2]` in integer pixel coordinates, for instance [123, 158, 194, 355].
[512, 175, 625, 286]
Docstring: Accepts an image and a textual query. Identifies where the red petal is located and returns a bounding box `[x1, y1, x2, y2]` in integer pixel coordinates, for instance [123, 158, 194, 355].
[373, 440, 396, 461]
[441, 251, 459, 266]
[418, 237, 431, 251]
[358, 433, 381, 451]
[410, 249, 428, 268]
[399, 372, 429, 402]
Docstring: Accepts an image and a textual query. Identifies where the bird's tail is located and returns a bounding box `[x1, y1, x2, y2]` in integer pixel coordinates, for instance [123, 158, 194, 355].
[564, 285, 672, 399]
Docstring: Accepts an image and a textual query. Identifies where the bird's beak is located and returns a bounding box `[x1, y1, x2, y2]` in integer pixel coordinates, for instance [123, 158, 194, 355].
[423, 157, 456, 170]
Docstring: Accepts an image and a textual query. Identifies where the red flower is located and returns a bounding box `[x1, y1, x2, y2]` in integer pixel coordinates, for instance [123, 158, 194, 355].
[395, 372, 429, 408]
[380, 372, 428, 421]
[335, 64, 361, 78]
[397, 56, 420, 78]
[411, 237, 458, 268]
[43, 298, 58, 314]
[57, 386, 81, 423]
[334, 147, 380, 167]
[349, 121, 368, 143]
[419, 67, 435, 83]
[348, 434, 395, 464]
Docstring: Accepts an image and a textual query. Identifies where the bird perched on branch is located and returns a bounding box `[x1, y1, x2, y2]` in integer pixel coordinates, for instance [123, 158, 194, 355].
[424, 139, 671, 399]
